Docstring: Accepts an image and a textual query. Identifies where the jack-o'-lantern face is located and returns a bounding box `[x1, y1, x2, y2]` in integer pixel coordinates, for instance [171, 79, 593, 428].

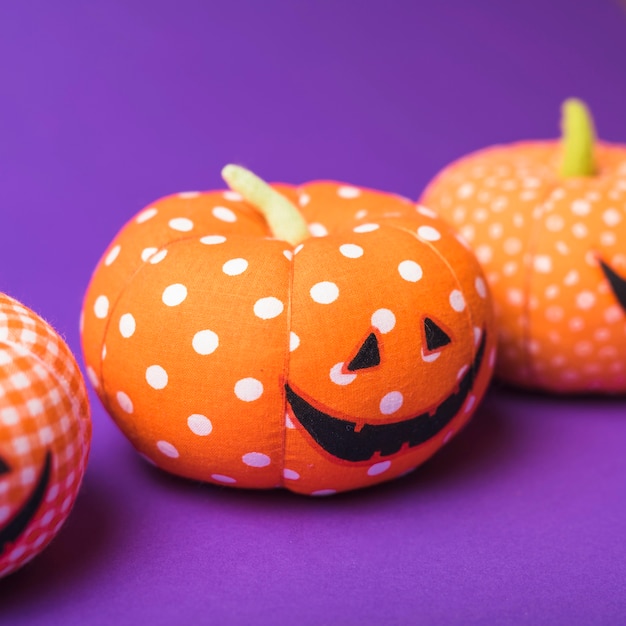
[0, 293, 91, 578]
[285, 225, 488, 465]
[421, 100, 626, 393]
[82, 170, 496, 495]
[0, 451, 52, 556]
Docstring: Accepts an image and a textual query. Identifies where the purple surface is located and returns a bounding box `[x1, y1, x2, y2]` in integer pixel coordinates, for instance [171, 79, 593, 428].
[1, 1, 626, 623]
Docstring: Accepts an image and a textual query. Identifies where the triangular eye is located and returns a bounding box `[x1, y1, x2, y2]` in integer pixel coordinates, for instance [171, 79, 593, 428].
[0, 456, 10, 476]
[347, 333, 381, 371]
[600, 258, 626, 310]
[424, 317, 451, 351]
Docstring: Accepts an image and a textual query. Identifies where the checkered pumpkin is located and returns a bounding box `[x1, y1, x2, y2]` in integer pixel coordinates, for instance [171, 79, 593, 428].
[0, 293, 91, 577]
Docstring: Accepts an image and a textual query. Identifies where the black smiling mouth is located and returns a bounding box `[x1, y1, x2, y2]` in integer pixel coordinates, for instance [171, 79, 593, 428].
[0, 450, 52, 555]
[285, 330, 487, 463]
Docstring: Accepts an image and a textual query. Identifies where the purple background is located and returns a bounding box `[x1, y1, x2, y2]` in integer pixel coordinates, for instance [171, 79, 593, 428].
[1, 1, 626, 623]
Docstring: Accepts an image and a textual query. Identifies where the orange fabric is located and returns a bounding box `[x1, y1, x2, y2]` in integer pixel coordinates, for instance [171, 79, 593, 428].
[422, 140, 626, 393]
[0, 293, 91, 577]
[82, 182, 495, 495]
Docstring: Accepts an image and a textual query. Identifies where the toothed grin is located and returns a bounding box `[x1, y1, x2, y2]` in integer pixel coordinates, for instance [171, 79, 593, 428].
[285, 330, 486, 463]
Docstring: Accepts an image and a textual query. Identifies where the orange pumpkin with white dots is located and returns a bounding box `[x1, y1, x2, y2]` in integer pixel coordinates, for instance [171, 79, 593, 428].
[81, 165, 495, 495]
[422, 99, 626, 393]
[0, 293, 91, 577]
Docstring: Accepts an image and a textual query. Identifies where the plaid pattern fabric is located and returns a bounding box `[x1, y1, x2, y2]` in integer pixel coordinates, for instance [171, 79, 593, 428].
[0, 293, 91, 577]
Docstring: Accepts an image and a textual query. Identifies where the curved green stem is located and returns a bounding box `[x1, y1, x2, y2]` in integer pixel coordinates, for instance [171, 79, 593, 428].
[221, 164, 309, 246]
[561, 98, 596, 177]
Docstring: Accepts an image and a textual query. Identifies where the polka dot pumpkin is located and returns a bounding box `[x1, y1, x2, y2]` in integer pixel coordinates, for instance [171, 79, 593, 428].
[81, 165, 495, 495]
[422, 99, 626, 393]
[0, 293, 91, 577]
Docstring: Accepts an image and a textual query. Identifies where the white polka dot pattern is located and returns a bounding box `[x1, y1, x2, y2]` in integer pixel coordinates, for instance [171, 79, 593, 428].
[81, 180, 494, 496]
[310, 282, 339, 304]
[187, 414, 212, 436]
[162, 284, 187, 307]
[422, 141, 626, 392]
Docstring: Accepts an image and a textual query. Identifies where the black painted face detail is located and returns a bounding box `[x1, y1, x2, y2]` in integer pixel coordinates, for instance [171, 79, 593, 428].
[424, 318, 451, 351]
[0, 450, 52, 556]
[285, 330, 487, 463]
[347, 333, 380, 371]
[599, 259, 626, 310]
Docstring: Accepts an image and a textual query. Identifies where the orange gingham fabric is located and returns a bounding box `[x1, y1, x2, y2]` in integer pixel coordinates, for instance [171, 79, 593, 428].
[0, 293, 91, 577]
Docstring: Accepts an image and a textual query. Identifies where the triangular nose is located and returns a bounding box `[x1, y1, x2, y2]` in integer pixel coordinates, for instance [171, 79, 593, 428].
[424, 317, 451, 351]
[347, 333, 381, 371]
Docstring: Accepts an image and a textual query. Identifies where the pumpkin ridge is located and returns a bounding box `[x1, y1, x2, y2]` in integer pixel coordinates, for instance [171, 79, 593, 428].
[278, 235, 296, 487]
[91, 232, 271, 440]
[386, 220, 481, 362]
[519, 181, 563, 386]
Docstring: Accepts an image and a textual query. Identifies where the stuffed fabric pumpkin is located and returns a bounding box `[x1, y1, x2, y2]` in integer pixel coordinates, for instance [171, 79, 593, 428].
[422, 99, 626, 393]
[1, 293, 91, 577]
[81, 165, 496, 495]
